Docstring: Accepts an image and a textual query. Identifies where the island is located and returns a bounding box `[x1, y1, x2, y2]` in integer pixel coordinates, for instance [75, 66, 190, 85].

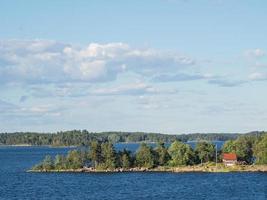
[28, 133, 267, 173]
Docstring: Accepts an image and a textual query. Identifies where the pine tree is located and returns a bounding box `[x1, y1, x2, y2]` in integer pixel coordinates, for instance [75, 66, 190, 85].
[101, 142, 117, 169]
[135, 143, 155, 168]
[89, 141, 102, 167]
[155, 142, 170, 166]
[42, 155, 54, 170]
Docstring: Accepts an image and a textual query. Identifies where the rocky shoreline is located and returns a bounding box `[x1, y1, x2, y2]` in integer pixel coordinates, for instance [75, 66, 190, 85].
[28, 165, 267, 173]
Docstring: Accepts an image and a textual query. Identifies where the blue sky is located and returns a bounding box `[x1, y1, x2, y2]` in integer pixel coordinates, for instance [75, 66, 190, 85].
[0, 0, 267, 134]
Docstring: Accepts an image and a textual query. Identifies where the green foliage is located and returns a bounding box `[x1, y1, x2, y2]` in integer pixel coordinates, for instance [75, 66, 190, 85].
[154, 142, 170, 166]
[253, 134, 267, 164]
[195, 141, 216, 163]
[31, 163, 43, 171]
[88, 141, 118, 169]
[42, 155, 54, 170]
[168, 140, 195, 166]
[1, 130, 258, 146]
[135, 143, 155, 168]
[54, 154, 66, 170]
[222, 136, 256, 164]
[30, 133, 267, 171]
[107, 134, 121, 143]
[234, 136, 255, 164]
[66, 150, 84, 169]
[222, 140, 236, 153]
[89, 141, 102, 167]
[33, 150, 85, 171]
[117, 149, 132, 169]
[100, 142, 117, 169]
[121, 154, 131, 168]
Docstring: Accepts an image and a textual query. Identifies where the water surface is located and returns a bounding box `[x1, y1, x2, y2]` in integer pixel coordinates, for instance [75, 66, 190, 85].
[0, 146, 266, 200]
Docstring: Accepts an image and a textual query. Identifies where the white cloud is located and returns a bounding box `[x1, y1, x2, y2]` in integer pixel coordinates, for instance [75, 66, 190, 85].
[79, 43, 130, 58]
[248, 72, 267, 81]
[208, 79, 246, 87]
[89, 82, 164, 96]
[0, 99, 64, 121]
[152, 73, 214, 82]
[27, 81, 177, 98]
[245, 48, 265, 58]
[80, 60, 107, 79]
[254, 62, 267, 68]
[136, 95, 170, 110]
[0, 100, 18, 112]
[0, 39, 195, 84]
[25, 105, 54, 113]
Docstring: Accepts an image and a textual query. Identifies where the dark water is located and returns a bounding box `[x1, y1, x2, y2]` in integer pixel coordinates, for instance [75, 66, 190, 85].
[0, 146, 266, 200]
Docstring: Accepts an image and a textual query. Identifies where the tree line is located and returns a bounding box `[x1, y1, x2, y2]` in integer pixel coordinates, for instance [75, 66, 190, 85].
[1, 130, 264, 146]
[32, 133, 267, 171]
[223, 133, 267, 164]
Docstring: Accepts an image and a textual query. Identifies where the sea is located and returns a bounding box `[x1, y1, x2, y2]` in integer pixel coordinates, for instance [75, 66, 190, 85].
[0, 143, 266, 200]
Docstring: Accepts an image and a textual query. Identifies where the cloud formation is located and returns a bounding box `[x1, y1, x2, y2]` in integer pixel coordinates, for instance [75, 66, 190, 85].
[245, 48, 265, 58]
[249, 72, 267, 81]
[0, 40, 194, 84]
[27, 82, 177, 98]
[89, 82, 177, 96]
[0, 100, 18, 113]
[152, 73, 213, 82]
[208, 79, 246, 87]
[0, 99, 63, 120]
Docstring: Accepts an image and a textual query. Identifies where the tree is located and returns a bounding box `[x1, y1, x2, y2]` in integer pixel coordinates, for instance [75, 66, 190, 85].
[42, 155, 54, 170]
[54, 154, 66, 170]
[117, 149, 132, 169]
[101, 142, 117, 169]
[108, 134, 121, 143]
[222, 136, 255, 164]
[253, 134, 267, 164]
[222, 140, 236, 153]
[89, 141, 102, 167]
[1, 131, 253, 146]
[135, 143, 155, 168]
[121, 151, 131, 169]
[121, 154, 130, 168]
[234, 136, 254, 164]
[66, 150, 83, 169]
[168, 140, 195, 166]
[155, 142, 170, 166]
[195, 141, 216, 164]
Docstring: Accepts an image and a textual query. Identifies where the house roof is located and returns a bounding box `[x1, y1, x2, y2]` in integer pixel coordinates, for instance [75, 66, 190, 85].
[223, 153, 237, 160]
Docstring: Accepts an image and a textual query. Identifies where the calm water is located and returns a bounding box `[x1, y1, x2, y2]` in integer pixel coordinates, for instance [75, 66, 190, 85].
[0, 145, 266, 200]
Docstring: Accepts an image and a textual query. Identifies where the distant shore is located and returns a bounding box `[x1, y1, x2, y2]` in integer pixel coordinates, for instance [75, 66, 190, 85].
[0, 144, 77, 148]
[28, 164, 267, 173]
[2, 144, 33, 147]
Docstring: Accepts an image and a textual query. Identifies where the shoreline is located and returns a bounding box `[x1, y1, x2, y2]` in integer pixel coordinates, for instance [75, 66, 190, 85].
[28, 165, 267, 173]
[0, 142, 159, 147]
[0, 144, 77, 148]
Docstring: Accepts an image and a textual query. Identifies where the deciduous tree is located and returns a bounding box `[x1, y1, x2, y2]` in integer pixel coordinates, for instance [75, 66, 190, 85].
[253, 134, 267, 164]
[135, 143, 155, 168]
[195, 141, 216, 164]
[168, 141, 194, 166]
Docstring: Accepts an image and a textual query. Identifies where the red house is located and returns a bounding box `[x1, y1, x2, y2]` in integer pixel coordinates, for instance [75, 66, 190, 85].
[223, 153, 237, 166]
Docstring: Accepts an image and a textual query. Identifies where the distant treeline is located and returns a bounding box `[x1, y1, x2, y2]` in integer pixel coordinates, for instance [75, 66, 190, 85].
[33, 133, 267, 171]
[0, 130, 265, 146]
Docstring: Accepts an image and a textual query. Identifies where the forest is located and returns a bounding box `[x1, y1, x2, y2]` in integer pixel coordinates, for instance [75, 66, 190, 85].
[32, 133, 267, 171]
[0, 130, 265, 146]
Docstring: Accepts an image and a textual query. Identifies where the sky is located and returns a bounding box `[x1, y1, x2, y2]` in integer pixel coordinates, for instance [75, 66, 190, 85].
[0, 0, 267, 134]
